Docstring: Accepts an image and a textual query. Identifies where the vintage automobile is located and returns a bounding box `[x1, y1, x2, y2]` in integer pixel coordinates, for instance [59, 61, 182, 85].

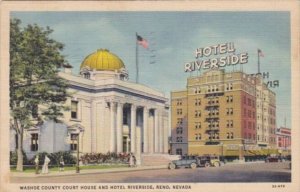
[196, 155, 222, 167]
[168, 155, 198, 169]
[168, 155, 222, 169]
[265, 156, 280, 163]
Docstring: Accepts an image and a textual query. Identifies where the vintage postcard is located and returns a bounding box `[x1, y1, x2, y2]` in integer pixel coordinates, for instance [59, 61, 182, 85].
[0, 1, 299, 192]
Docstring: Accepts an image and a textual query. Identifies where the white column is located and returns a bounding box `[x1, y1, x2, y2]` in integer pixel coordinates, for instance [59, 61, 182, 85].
[91, 100, 97, 152]
[126, 137, 129, 153]
[149, 110, 154, 153]
[143, 107, 149, 153]
[159, 110, 164, 153]
[130, 104, 136, 153]
[117, 102, 123, 153]
[154, 109, 159, 153]
[110, 102, 116, 152]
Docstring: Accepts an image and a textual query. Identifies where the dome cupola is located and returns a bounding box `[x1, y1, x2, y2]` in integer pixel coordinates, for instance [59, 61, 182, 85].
[80, 49, 128, 81]
[80, 49, 125, 71]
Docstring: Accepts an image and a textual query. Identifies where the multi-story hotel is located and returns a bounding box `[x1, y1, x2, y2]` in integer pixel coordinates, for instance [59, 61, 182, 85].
[10, 49, 169, 164]
[170, 69, 277, 160]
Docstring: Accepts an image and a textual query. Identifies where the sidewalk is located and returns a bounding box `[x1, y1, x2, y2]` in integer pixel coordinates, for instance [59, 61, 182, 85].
[10, 165, 168, 178]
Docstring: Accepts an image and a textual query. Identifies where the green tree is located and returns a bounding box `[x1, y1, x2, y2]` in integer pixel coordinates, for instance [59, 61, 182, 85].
[10, 18, 70, 171]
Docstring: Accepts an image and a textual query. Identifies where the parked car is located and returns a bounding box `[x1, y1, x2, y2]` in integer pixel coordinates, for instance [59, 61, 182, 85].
[196, 155, 222, 167]
[265, 156, 280, 163]
[168, 155, 197, 169]
[168, 155, 222, 169]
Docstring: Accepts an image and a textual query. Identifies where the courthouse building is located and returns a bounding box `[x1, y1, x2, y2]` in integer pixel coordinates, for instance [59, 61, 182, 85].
[10, 49, 169, 162]
[170, 69, 277, 160]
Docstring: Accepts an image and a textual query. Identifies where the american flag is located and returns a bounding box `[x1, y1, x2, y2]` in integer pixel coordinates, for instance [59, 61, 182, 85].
[258, 49, 264, 57]
[136, 34, 149, 49]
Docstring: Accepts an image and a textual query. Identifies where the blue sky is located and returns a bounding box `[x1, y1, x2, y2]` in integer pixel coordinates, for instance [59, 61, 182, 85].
[11, 11, 291, 127]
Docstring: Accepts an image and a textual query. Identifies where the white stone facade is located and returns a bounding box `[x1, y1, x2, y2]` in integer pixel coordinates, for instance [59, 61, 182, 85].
[10, 65, 169, 161]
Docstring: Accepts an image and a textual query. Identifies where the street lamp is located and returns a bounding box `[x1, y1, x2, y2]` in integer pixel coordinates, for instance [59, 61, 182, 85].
[76, 127, 84, 173]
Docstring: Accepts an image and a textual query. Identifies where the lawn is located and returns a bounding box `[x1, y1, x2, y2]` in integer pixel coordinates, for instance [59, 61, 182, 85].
[11, 164, 128, 173]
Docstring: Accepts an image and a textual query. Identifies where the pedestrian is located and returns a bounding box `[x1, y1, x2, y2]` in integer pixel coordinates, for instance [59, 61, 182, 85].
[133, 155, 137, 167]
[34, 155, 39, 174]
[42, 155, 50, 174]
[59, 156, 64, 171]
[129, 154, 134, 167]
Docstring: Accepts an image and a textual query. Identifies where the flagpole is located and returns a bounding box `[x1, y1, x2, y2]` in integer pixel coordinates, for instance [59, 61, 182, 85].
[258, 49, 260, 74]
[136, 33, 139, 83]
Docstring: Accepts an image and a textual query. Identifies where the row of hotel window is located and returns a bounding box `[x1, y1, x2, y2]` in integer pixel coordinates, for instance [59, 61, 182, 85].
[176, 108, 234, 116]
[26, 133, 79, 152]
[177, 120, 258, 130]
[176, 121, 233, 132]
[175, 133, 275, 143]
[192, 83, 234, 94]
[177, 119, 231, 126]
[175, 95, 234, 106]
[175, 132, 234, 142]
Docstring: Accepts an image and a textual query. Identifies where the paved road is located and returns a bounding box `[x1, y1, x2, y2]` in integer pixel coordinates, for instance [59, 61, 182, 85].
[11, 162, 291, 183]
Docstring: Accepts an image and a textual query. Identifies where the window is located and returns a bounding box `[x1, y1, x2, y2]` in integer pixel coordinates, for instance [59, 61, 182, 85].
[176, 100, 182, 106]
[227, 132, 234, 139]
[248, 110, 251, 118]
[176, 148, 182, 155]
[71, 101, 78, 119]
[226, 108, 233, 115]
[70, 133, 78, 151]
[226, 96, 233, 103]
[195, 99, 201, 106]
[177, 109, 182, 115]
[83, 72, 90, 79]
[247, 98, 251, 106]
[195, 110, 201, 117]
[195, 133, 201, 140]
[226, 83, 233, 90]
[176, 137, 183, 142]
[195, 122, 201, 129]
[227, 120, 233, 128]
[177, 118, 183, 125]
[176, 127, 183, 134]
[31, 104, 38, 118]
[31, 133, 38, 151]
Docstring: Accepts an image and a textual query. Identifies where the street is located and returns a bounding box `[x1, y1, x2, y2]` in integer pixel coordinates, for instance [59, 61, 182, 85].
[11, 162, 291, 183]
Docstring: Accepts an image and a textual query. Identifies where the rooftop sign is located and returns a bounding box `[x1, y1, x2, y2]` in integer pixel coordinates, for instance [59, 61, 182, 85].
[184, 43, 248, 72]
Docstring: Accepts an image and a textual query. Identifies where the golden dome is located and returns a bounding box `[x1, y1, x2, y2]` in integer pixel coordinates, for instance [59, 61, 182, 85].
[80, 49, 125, 71]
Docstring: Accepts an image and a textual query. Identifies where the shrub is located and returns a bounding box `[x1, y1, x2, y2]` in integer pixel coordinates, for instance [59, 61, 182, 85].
[10, 150, 28, 165]
[80, 152, 130, 165]
[29, 151, 76, 166]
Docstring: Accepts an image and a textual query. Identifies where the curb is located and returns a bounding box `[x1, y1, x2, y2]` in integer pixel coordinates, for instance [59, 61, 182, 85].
[10, 165, 168, 178]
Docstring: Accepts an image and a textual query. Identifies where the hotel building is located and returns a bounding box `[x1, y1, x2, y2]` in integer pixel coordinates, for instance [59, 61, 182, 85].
[170, 69, 276, 160]
[276, 127, 291, 155]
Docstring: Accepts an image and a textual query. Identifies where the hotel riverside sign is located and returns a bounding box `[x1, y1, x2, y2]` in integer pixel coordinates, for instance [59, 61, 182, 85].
[184, 42, 248, 72]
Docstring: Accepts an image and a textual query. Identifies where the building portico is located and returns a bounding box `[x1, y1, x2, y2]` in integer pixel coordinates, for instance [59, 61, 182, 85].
[106, 99, 168, 155]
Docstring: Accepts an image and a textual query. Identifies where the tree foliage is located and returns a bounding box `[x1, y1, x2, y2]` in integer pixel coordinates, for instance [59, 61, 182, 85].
[10, 18, 70, 171]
